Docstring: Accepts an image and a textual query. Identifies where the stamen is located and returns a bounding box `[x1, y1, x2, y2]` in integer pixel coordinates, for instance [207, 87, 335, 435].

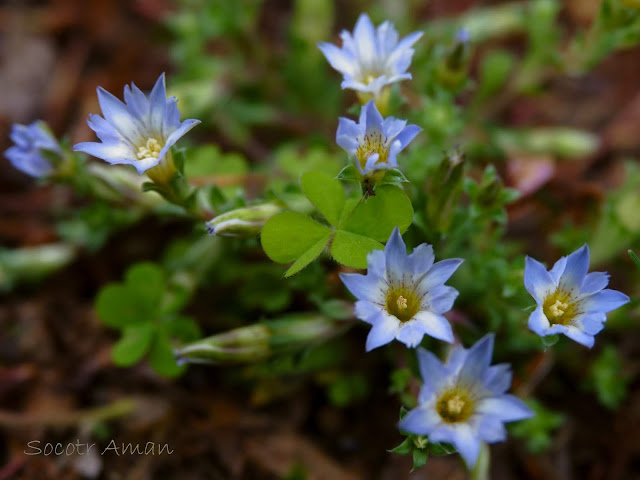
[397, 296, 408, 310]
[447, 395, 465, 416]
[136, 138, 163, 160]
[549, 299, 567, 317]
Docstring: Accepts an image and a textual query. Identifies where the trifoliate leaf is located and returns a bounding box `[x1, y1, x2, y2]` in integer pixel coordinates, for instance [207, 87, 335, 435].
[340, 185, 413, 241]
[261, 211, 331, 264]
[330, 230, 383, 269]
[112, 324, 154, 366]
[300, 171, 346, 226]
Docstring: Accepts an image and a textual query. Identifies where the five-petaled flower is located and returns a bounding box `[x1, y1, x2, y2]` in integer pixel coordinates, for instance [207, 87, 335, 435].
[524, 245, 629, 348]
[399, 334, 534, 467]
[336, 100, 420, 176]
[339, 227, 462, 351]
[73, 73, 200, 183]
[5, 121, 62, 178]
[318, 13, 422, 109]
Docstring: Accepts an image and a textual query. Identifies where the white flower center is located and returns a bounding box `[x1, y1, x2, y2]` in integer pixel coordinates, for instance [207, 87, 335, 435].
[549, 299, 567, 317]
[397, 295, 408, 310]
[136, 138, 163, 160]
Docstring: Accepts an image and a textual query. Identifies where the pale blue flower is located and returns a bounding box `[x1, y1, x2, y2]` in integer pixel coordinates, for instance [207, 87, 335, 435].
[336, 100, 420, 175]
[318, 14, 422, 96]
[339, 227, 462, 351]
[73, 73, 200, 175]
[5, 121, 61, 178]
[524, 245, 630, 348]
[399, 334, 534, 468]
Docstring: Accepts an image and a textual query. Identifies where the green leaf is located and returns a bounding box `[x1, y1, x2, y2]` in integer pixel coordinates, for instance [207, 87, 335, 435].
[96, 285, 149, 328]
[162, 315, 202, 342]
[125, 263, 166, 309]
[589, 345, 628, 409]
[378, 168, 409, 186]
[112, 324, 154, 366]
[340, 185, 413, 241]
[331, 230, 383, 269]
[389, 437, 413, 455]
[336, 164, 361, 182]
[149, 332, 185, 377]
[412, 448, 428, 471]
[629, 249, 640, 270]
[261, 211, 331, 263]
[300, 170, 346, 226]
[285, 232, 332, 277]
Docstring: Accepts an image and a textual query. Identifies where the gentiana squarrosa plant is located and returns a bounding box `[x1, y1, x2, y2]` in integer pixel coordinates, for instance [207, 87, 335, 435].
[340, 227, 462, 350]
[336, 100, 421, 181]
[318, 13, 423, 112]
[5, 120, 64, 178]
[4, 4, 640, 477]
[399, 335, 534, 468]
[525, 245, 630, 347]
[73, 73, 200, 182]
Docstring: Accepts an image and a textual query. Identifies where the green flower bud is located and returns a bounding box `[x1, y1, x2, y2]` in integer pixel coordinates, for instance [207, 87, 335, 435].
[206, 203, 282, 237]
[174, 314, 348, 365]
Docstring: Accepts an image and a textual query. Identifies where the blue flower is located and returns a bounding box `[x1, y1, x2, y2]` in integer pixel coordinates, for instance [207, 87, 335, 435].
[339, 227, 462, 351]
[399, 334, 534, 468]
[336, 100, 420, 175]
[524, 245, 630, 348]
[5, 121, 61, 178]
[318, 14, 422, 97]
[73, 73, 200, 176]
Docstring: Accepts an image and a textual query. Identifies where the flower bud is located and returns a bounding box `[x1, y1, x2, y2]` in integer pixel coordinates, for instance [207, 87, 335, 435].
[174, 314, 346, 365]
[206, 203, 282, 237]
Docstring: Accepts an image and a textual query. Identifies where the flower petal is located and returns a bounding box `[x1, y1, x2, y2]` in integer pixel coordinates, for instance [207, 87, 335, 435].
[450, 423, 481, 468]
[477, 395, 534, 422]
[398, 405, 441, 435]
[365, 314, 400, 351]
[524, 256, 554, 302]
[412, 311, 454, 343]
[317, 42, 357, 77]
[476, 415, 507, 443]
[527, 306, 550, 336]
[558, 244, 590, 293]
[339, 272, 384, 302]
[396, 322, 426, 348]
[563, 326, 595, 348]
[580, 271, 610, 295]
[458, 334, 494, 383]
[416, 347, 448, 394]
[580, 289, 630, 313]
[408, 243, 434, 276]
[384, 227, 410, 284]
[354, 300, 381, 324]
[418, 258, 464, 291]
[482, 363, 513, 395]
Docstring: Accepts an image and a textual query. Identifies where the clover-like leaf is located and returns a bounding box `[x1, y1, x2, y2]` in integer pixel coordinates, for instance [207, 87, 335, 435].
[149, 332, 185, 377]
[331, 230, 383, 269]
[96, 285, 149, 328]
[340, 185, 413, 241]
[261, 211, 331, 263]
[300, 171, 346, 226]
[112, 324, 154, 366]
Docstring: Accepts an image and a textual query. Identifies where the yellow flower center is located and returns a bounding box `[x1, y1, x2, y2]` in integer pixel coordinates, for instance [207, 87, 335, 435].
[543, 289, 578, 326]
[437, 390, 473, 423]
[136, 138, 163, 160]
[386, 289, 419, 323]
[355, 131, 389, 171]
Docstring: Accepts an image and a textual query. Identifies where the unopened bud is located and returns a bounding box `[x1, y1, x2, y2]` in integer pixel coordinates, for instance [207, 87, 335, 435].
[174, 314, 347, 365]
[206, 203, 282, 237]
